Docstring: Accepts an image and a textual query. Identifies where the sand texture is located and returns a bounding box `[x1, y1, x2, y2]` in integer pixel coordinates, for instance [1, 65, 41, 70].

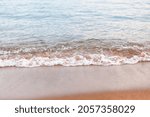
[0, 63, 150, 99]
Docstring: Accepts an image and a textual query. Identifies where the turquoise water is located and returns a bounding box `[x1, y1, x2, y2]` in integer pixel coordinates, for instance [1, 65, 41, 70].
[0, 0, 150, 67]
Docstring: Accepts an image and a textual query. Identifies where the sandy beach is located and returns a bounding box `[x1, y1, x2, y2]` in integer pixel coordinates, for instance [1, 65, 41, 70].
[46, 90, 150, 100]
[0, 63, 150, 100]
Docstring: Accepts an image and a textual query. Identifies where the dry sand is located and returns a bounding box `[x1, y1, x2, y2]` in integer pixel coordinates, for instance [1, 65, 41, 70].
[46, 90, 150, 100]
[0, 63, 150, 99]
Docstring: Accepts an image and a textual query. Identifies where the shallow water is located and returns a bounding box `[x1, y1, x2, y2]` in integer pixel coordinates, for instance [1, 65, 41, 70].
[0, 0, 150, 67]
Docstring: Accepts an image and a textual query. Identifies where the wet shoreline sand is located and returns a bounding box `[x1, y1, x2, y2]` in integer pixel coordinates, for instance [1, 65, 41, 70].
[0, 63, 150, 99]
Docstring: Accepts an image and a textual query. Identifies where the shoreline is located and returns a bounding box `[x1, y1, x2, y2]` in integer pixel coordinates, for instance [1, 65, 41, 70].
[0, 63, 150, 99]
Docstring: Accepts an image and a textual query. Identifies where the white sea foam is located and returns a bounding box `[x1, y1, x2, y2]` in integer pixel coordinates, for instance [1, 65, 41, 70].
[0, 53, 150, 67]
[1, 39, 150, 67]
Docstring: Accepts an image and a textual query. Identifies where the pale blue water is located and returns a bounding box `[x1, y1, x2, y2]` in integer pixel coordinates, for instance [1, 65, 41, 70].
[0, 0, 150, 43]
[0, 0, 150, 67]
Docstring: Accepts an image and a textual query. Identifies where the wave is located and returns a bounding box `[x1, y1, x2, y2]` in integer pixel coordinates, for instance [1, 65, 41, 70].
[0, 39, 150, 67]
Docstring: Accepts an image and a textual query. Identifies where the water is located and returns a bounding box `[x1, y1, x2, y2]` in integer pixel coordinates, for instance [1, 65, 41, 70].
[0, 0, 150, 67]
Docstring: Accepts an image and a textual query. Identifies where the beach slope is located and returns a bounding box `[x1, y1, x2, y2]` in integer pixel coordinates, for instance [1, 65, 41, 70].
[0, 63, 150, 99]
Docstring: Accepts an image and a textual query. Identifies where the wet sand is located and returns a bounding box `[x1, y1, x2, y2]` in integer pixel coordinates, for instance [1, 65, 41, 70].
[0, 63, 150, 99]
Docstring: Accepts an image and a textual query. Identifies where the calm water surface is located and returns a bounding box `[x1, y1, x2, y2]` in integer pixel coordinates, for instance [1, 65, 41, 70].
[0, 0, 149, 43]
